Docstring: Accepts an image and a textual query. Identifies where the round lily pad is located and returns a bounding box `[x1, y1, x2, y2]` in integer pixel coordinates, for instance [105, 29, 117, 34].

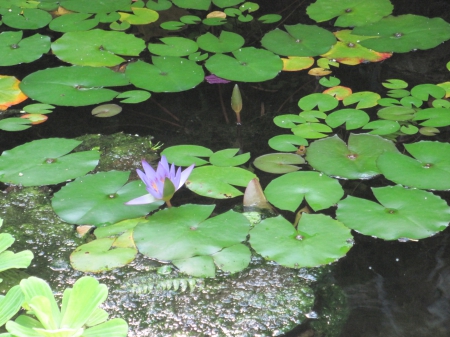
[377, 141, 450, 190]
[20, 66, 129, 106]
[306, 0, 393, 27]
[0, 138, 99, 186]
[411, 84, 446, 101]
[337, 186, 450, 240]
[306, 133, 399, 180]
[298, 93, 338, 111]
[343, 91, 381, 109]
[49, 13, 99, 32]
[353, 15, 450, 53]
[186, 166, 256, 198]
[205, 47, 283, 82]
[264, 171, 344, 212]
[0, 31, 51, 66]
[377, 106, 416, 121]
[0, 118, 31, 131]
[413, 108, 450, 127]
[119, 7, 159, 25]
[325, 108, 370, 130]
[161, 145, 213, 166]
[126, 58, 204, 92]
[116, 90, 151, 103]
[133, 204, 251, 276]
[60, 0, 131, 13]
[148, 37, 198, 57]
[52, 29, 146, 67]
[268, 134, 308, 152]
[250, 214, 353, 268]
[362, 120, 400, 135]
[1, 8, 52, 29]
[197, 31, 245, 53]
[253, 153, 305, 174]
[261, 24, 336, 57]
[52, 171, 163, 226]
[291, 123, 332, 139]
[209, 148, 250, 167]
[91, 104, 122, 117]
[273, 114, 306, 128]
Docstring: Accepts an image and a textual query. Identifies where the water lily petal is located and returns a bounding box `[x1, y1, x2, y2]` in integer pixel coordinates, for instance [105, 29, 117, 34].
[179, 164, 195, 188]
[141, 160, 157, 180]
[125, 193, 158, 205]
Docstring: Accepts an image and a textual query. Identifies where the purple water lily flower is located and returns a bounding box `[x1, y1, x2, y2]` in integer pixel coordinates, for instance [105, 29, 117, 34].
[205, 74, 231, 84]
[126, 156, 195, 207]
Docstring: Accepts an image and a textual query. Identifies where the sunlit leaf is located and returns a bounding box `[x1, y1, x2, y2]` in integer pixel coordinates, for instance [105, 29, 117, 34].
[343, 91, 380, 109]
[0, 75, 28, 110]
[281, 56, 314, 71]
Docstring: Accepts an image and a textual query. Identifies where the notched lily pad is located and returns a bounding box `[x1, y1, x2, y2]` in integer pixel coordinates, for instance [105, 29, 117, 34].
[197, 31, 244, 53]
[337, 186, 450, 240]
[161, 145, 213, 166]
[0, 31, 51, 66]
[253, 153, 305, 174]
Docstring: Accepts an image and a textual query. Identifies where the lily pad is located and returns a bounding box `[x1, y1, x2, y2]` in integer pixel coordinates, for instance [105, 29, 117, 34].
[322, 86, 353, 100]
[382, 79, 408, 89]
[172, 0, 210, 10]
[377, 141, 450, 190]
[353, 15, 450, 53]
[22, 103, 54, 114]
[281, 56, 314, 71]
[0, 118, 31, 131]
[306, 134, 399, 179]
[52, 171, 163, 226]
[298, 93, 338, 111]
[319, 76, 341, 87]
[60, 0, 131, 13]
[126, 58, 204, 92]
[0, 138, 99, 186]
[1, 8, 52, 29]
[291, 123, 332, 139]
[133, 204, 251, 277]
[261, 24, 336, 57]
[306, 0, 393, 27]
[325, 108, 370, 130]
[362, 120, 400, 135]
[197, 31, 245, 53]
[186, 166, 256, 198]
[148, 37, 198, 57]
[119, 7, 159, 25]
[116, 90, 151, 103]
[268, 134, 308, 152]
[337, 186, 450, 240]
[273, 114, 306, 128]
[91, 104, 122, 117]
[52, 29, 146, 67]
[264, 171, 344, 212]
[161, 145, 213, 166]
[209, 148, 250, 167]
[410, 84, 446, 101]
[343, 91, 381, 109]
[20, 66, 129, 106]
[0, 75, 28, 110]
[253, 153, 305, 174]
[49, 13, 99, 32]
[0, 31, 51, 66]
[413, 108, 450, 127]
[377, 106, 416, 121]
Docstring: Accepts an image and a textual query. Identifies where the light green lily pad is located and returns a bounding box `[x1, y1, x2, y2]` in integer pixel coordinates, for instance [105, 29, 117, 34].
[377, 106, 416, 121]
[0, 138, 99, 186]
[377, 141, 450, 190]
[306, 133, 399, 179]
[211, 244, 251, 273]
[291, 123, 332, 139]
[0, 31, 51, 66]
[387, 89, 410, 98]
[264, 171, 344, 212]
[146, 0, 172, 11]
[362, 120, 400, 135]
[186, 166, 256, 198]
[413, 108, 450, 127]
[337, 186, 450, 240]
[179, 15, 201, 24]
[172, 0, 210, 10]
[326, 108, 370, 129]
[273, 114, 306, 128]
[161, 145, 213, 166]
[0, 118, 31, 131]
[205, 47, 283, 82]
[209, 148, 250, 167]
[133, 204, 251, 277]
[148, 37, 198, 57]
[52, 29, 146, 67]
[20, 66, 129, 106]
[60, 0, 131, 13]
[126, 58, 204, 92]
[22, 103, 54, 114]
[382, 79, 408, 89]
[119, 7, 159, 25]
[258, 14, 282, 23]
[49, 13, 99, 32]
[253, 153, 305, 174]
[261, 24, 336, 57]
[1, 8, 52, 29]
[411, 84, 446, 101]
[299, 110, 327, 122]
[160, 21, 185, 30]
[399, 96, 422, 108]
[197, 31, 245, 53]
[353, 15, 450, 53]
[250, 214, 353, 268]
[298, 93, 338, 111]
[52, 171, 163, 226]
[268, 134, 308, 152]
[343, 91, 381, 109]
[319, 76, 341, 87]
[116, 90, 151, 103]
[306, 0, 393, 27]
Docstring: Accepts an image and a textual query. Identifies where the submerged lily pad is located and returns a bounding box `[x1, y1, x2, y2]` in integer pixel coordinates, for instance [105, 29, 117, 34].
[20, 66, 129, 106]
[306, 134, 399, 179]
[377, 141, 450, 190]
[133, 204, 251, 277]
[126, 58, 204, 92]
[353, 15, 450, 53]
[250, 214, 353, 268]
[253, 153, 305, 173]
[265, 171, 344, 212]
[0, 138, 99, 186]
[261, 24, 336, 57]
[52, 171, 163, 226]
[0, 31, 51, 66]
[91, 104, 122, 117]
[337, 186, 450, 240]
[205, 47, 283, 82]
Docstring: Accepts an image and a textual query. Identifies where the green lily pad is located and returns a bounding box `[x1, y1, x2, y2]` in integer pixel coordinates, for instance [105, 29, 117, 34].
[60, 0, 131, 13]
[0, 31, 51, 66]
[250, 214, 353, 268]
[319, 76, 341, 87]
[70, 235, 137, 272]
[197, 31, 245, 53]
[211, 244, 251, 273]
[148, 37, 198, 57]
[299, 110, 327, 122]
[52, 29, 146, 67]
[116, 90, 151, 103]
[52, 171, 163, 226]
[343, 91, 381, 109]
[298, 93, 338, 111]
[202, 17, 227, 26]
[186, 166, 256, 198]
[325, 108, 370, 130]
[179, 15, 201, 24]
[1, 8, 52, 29]
[126, 58, 204, 92]
[258, 14, 282, 23]
[0, 118, 31, 131]
[378, 98, 401, 107]
[91, 104, 122, 117]
[337, 186, 450, 240]
[264, 171, 344, 212]
[172, 256, 215, 278]
[133, 204, 251, 277]
[291, 123, 332, 139]
[306, 133, 399, 180]
[253, 153, 305, 174]
[146, 0, 172, 11]
[377, 106, 416, 121]
[419, 126, 440, 136]
[49, 13, 99, 32]
[306, 0, 393, 27]
[382, 79, 408, 89]
[353, 15, 450, 53]
[213, 0, 244, 7]
[22, 103, 55, 114]
[94, 217, 145, 239]
[261, 24, 336, 57]
[273, 114, 306, 128]
[268, 134, 308, 152]
[96, 11, 121, 23]
[387, 89, 410, 98]
[161, 145, 213, 166]
[377, 141, 450, 190]
[119, 7, 159, 25]
[399, 96, 423, 108]
[205, 47, 282, 82]
[0, 138, 99, 186]
[209, 148, 250, 167]
[400, 124, 418, 135]
[413, 108, 450, 127]
[410, 84, 446, 101]
[432, 99, 450, 109]
[20, 66, 129, 106]
[362, 120, 400, 135]
[172, 0, 210, 10]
